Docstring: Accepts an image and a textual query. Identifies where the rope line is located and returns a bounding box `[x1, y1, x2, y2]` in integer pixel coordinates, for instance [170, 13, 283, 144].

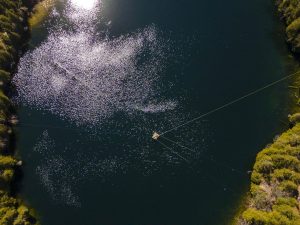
[160, 136, 196, 153]
[159, 135, 247, 176]
[160, 70, 300, 136]
[157, 139, 189, 162]
[159, 136, 243, 194]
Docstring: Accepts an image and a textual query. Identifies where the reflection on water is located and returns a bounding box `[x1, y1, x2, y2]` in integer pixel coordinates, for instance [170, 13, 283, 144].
[70, 0, 98, 10]
[14, 0, 175, 126]
[13, 27, 174, 125]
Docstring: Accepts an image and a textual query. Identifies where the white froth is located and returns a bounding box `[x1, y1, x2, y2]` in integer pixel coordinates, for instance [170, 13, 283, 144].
[134, 101, 177, 113]
[33, 131, 128, 206]
[51, 76, 67, 93]
[14, 26, 171, 126]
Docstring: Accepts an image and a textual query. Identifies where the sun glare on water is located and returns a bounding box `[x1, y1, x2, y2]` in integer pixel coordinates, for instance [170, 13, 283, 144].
[70, 0, 97, 10]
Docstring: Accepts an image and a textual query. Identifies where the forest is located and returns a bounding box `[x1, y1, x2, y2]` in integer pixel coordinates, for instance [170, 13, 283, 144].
[0, 0, 38, 224]
[237, 1, 300, 224]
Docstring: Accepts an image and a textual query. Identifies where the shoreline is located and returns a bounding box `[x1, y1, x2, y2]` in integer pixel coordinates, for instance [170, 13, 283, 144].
[0, 0, 39, 224]
[28, 0, 54, 28]
[234, 1, 300, 224]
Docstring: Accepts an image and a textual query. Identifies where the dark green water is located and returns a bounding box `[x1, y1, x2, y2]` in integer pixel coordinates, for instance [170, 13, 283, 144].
[15, 0, 296, 224]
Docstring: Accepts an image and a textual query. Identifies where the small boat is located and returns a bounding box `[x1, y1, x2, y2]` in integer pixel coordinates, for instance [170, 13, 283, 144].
[152, 132, 160, 140]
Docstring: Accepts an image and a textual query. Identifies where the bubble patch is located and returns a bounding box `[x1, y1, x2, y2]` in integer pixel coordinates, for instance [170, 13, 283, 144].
[34, 131, 128, 206]
[14, 26, 176, 126]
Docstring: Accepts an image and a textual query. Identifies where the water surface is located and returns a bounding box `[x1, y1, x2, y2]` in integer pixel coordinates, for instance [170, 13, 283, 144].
[15, 0, 296, 224]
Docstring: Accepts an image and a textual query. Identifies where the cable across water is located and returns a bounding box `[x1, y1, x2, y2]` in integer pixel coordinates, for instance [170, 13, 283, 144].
[159, 136, 246, 176]
[159, 70, 300, 136]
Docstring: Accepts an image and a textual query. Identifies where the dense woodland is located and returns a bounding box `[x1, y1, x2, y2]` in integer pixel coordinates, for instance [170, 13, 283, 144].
[278, 0, 300, 53]
[0, 0, 38, 224]
[239, 122, 300, 224]
[238, 0, 300, 224]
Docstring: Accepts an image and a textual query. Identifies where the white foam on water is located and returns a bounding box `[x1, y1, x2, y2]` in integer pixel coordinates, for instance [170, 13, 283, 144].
[14, 25, 175, 126]
[133, 101, 177, 113]
[33, 130, 128, 207]
[36, 158, 82, 207]
[34, 131, 81, 207]
[51, 76, 67, 93]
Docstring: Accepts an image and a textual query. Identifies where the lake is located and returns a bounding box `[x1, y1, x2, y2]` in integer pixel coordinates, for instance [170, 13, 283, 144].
[14, 0, 296, 224]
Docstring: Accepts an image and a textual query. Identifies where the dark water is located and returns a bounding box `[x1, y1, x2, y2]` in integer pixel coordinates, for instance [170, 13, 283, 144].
[15, 0, 296, 225]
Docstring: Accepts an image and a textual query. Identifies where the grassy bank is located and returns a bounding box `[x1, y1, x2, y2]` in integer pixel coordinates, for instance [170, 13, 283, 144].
[235, 1, 300, 224]
[0, 0, 39, 224]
